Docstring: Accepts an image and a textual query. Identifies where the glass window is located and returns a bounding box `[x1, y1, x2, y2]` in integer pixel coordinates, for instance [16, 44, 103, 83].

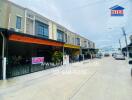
[57, 30, 64, 42]
[35, 21, 49, 39]
[65, 34, 67, 43]
[76, 38, 80, 46]
[16, 16, 22, 29]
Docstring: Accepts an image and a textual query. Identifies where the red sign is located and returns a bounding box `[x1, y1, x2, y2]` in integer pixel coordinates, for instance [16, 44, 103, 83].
[111, 10, 123, 15]
[32, 57, 44, 64]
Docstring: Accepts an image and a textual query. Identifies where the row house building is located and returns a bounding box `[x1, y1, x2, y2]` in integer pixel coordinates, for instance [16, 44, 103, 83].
[0, 0, 95, 80]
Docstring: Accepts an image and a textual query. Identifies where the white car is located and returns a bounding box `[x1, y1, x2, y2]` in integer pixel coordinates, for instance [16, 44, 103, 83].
[115, 54, 125, 60]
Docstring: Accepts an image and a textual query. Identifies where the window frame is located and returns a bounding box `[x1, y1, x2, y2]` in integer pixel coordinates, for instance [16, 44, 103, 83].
[76, 38, 80, 46]
[16, 15, 22, 29]
[35, 20, 49, 39]
[57, 29, 64, 42]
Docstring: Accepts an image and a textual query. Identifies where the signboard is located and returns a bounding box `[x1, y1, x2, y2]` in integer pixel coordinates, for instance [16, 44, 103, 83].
[32, 57, 44, 64]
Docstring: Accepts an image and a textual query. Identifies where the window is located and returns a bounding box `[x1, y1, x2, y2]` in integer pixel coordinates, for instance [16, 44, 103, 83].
[88, 42, 91, 48]
[57, 30, 64, 42]
[16, 16, 22, 29]
[65, 34, 67, 43]
[35, 21, 49, 39]
[84, 41, 87, 47]
[76, 38, 80, 46]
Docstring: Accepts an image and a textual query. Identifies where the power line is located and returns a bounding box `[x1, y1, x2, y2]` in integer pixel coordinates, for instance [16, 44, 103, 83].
[65, 0, 128, 13]
[64, 0, 106, 13]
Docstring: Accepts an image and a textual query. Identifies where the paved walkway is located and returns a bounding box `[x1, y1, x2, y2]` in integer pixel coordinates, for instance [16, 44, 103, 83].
[0, 58, 132, 100]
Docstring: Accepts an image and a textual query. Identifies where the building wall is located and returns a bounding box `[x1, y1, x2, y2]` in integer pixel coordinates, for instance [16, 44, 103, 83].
[66, 31, 76, 45]
[52, 23, 57, 40]
[88, 41, 95, 49]
[26, 10, 35, 35]
[8, 3, 25, 33]
[26, 18, 34, 35]
[0, 0, 8, 28]
[80, 37, 84, 48]
[49, 21, 53, 40]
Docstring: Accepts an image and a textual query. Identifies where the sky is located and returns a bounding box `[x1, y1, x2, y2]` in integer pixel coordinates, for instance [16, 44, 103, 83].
[9, 0, 132, 50]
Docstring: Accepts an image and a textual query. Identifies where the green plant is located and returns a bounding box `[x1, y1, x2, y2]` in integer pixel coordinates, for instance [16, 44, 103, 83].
[52, 51, 63, 64]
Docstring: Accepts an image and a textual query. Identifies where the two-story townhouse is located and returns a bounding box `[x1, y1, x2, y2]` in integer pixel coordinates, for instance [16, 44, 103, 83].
[0, 0, 95, 79]
[63, 31, 81, 62]
[0, 1, 65, 79]
[79, 36, 96, 60]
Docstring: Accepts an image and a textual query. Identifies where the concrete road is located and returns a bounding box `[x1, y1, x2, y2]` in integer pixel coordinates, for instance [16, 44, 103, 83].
[0, 57, 132, 100]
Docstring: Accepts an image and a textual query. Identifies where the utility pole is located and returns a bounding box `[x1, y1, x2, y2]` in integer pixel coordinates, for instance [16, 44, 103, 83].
[121, 27, 129, 58]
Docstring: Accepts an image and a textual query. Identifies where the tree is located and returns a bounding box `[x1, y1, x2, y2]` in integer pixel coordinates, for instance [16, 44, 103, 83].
[52, 51, 63, 64]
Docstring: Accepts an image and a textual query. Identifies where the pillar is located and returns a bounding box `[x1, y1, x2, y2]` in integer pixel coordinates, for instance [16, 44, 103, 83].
[0, 32, 6, 80]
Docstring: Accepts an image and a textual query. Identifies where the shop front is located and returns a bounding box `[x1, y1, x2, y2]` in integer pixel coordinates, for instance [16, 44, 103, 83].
[122, 43, 132, 57]
[0, 29, 64, 79]
[81, 48, 92, 60]
[81, 48, 98, 60]
[64, 44, 80, 63]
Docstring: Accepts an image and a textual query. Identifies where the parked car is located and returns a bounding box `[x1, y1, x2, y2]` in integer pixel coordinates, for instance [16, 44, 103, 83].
[104, 53, 110, 57]
[112, 53, 117, 58]
[115, 54, 125, 60]
[96, 53, 102, 59]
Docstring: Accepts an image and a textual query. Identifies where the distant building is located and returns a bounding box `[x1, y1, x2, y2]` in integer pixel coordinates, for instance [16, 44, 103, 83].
[130, 35, 132, 43]
[122, 35, 132, 57]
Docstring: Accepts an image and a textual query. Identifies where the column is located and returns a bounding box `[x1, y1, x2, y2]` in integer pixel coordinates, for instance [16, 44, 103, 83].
[24, 10, 27, 33]
[33, 16, 36, 35]
[0, 32, 6, 80]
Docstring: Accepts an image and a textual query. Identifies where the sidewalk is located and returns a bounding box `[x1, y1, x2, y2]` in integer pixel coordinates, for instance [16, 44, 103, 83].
[0, 58, 107, 100]
[0, 59, 93, 90]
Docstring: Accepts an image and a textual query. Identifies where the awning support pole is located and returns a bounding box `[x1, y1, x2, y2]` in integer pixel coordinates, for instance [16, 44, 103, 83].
[0, 32, 6, 80]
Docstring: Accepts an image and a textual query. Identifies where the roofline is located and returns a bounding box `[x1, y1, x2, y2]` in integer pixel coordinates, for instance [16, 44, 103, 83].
[7, 0, 26, 10]
[7, 0, 94, 43]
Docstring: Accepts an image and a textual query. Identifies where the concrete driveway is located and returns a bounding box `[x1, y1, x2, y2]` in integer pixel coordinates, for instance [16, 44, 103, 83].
[0, 57, 132, 100]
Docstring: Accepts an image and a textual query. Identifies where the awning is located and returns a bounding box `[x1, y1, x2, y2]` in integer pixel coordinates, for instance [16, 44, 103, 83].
[8, 34, 64, 47]
[64, 44, 80, 49]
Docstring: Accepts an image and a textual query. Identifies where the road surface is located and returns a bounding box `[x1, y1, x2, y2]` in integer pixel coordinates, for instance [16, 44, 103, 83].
[0, 57, 132, 100]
